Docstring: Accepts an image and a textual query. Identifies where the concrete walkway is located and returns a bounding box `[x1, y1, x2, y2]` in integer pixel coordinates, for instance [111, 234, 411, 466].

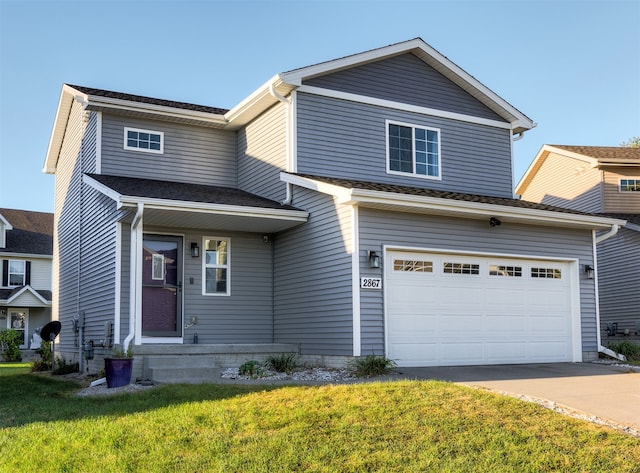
[389, 362, 640, 432]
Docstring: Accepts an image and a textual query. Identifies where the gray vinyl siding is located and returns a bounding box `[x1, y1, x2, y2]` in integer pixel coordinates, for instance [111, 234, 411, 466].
[238, 102, 288, 201]
[180, 230, 274, 344]
[603, 168, 640, 213]
[101, 115, 238, 187]
[273, 189, 354, 355]
[597, 227, 640, 336]
[358, 208, 598, 355]
[296, 92, 514, 198]
[54, 109, 121, 356]
[519, 152, 603, 212]
[305, 53, 505, 122]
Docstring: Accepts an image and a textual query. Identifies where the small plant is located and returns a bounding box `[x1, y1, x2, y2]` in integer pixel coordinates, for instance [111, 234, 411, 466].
[31, 340, 53, 372]
[348, 354, 396, 378]
[0, 329, 22, 362]
[52, 356, 79, 375]
[110, 343, 133, 358]
[265, 353, 298, 374]
[239, 360, 264, 378]
[608, 340, 640, 361]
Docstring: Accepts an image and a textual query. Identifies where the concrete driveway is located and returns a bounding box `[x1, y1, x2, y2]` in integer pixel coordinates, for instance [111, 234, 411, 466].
[390, 363, 640, 433]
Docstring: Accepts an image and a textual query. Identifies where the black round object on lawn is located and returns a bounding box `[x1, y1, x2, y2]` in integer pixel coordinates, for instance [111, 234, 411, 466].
[40, 321, 61, 373]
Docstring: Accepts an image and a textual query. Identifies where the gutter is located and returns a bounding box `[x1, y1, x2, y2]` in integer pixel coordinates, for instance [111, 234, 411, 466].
[123, 203, 143, 351]
[592, 226, 627, 362]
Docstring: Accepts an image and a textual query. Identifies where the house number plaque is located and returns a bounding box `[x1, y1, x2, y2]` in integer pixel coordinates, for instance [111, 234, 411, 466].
[360, 277, 382, 289]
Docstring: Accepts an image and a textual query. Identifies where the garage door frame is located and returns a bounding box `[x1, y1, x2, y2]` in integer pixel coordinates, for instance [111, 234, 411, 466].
[383, 245, 583, 366]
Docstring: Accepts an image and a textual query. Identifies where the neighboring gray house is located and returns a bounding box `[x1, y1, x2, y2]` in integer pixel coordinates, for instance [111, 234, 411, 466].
[517, 144, 640, 343]
[44, 38, 624, 380]
[0, 208, 53, 350]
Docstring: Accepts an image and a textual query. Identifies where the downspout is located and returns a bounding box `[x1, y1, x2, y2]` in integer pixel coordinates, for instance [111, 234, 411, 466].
[269, 83, 295, 206]
[592, 225, 626, 361]
[123, 203, 143, 351]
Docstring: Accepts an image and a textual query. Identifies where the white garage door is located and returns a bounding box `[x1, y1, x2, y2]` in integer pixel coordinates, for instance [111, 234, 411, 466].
[385, 251, 578, 367]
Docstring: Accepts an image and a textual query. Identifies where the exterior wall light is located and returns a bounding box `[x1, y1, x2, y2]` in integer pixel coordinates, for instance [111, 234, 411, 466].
[368, 250, 380, 269]
[585, 264, 594, 279]
[191, 242, 200, 258]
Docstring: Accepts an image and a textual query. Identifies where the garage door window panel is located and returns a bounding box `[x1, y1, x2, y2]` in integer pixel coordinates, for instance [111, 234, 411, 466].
[443, 262, 479, 275]
[489, 265, 522, 277]
[394, 259, 433, 272]
[531, 267, 562, 279]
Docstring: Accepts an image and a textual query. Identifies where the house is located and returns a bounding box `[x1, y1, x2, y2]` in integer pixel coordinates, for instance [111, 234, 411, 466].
[43, 38, 625, 381]
[0, 208, 53, 351]
[516, 144, 640, 343]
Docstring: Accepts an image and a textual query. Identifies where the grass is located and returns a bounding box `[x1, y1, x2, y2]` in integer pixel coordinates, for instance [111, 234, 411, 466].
[1, 363, 639, 472]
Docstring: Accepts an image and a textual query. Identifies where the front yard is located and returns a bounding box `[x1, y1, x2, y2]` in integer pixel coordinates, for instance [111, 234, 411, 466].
[1, 363, 639, 472]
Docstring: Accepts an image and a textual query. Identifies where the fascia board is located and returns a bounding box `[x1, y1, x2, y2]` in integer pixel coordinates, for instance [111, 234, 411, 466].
[298, 85, 513, 130]
[349, 188, 626, 229]
[43, 85, 78, 174]
[119, 196, 309, 221]
[84, 95, 227, 126]
[0, 252, 52, 260]
[280, 172, 354, 201]
[224, 75, 285, 124]
[0, 214, 13, 230]
[83, 175, 123, 203]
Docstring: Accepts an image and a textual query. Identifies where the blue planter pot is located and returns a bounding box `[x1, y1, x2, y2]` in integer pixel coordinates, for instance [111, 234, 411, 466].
[105, 357, 133, 388]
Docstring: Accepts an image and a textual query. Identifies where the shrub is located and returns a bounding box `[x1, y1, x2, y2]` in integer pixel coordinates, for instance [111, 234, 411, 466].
[348, 354, 396, 378]
[239, 360, 264, 378]
[52, 357, 79, 375]
[31, 341, 53, 372]
[265, 353, 298, 374]
[608, 340, 640, 361]
[0, 329, 22, 362]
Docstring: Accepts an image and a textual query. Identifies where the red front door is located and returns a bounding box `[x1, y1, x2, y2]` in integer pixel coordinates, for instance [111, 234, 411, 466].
[142, 235, 182, 337]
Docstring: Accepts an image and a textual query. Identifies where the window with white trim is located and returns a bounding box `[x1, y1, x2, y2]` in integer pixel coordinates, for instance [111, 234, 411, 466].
[203, 238, 229, 295]
[124, 127, 164, 153]
[619, 179, 640, 192]
[387, 120, 441, 178]
[8, 260, 25, 286]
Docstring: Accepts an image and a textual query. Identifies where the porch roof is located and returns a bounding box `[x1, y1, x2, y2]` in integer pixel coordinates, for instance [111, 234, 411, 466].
[84, 174, 309, 233]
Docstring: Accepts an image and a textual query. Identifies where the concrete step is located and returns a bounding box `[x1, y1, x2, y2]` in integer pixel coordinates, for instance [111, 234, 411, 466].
[143, 355, 220, 384]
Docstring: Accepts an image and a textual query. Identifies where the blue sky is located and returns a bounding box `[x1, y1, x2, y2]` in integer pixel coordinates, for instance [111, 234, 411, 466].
[1, 0, 638, 213]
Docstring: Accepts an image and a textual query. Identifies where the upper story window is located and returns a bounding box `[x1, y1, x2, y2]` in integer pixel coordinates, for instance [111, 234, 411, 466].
[8, 260, 25, 286]
[387, 120, 441, 179]
[124, 127, 164, 154]
[203, 238, 230, 296]
[619, 179, 640, 192]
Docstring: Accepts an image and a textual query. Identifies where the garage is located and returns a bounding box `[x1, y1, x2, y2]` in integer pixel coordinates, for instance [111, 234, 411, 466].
[385, 250, 580, 367]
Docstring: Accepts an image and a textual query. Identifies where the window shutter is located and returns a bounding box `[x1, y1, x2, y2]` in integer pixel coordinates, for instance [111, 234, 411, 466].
[25, 261, 31, 286]
[2, 260, 7, 287]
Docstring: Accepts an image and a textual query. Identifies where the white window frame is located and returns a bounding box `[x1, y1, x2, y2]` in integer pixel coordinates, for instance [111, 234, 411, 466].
[7, 308, 28, 349]
[202, 237, 230, 296]
[386, 119, 441, 180]
[619, 178, 640, 192]
[124, 127, 164, 154]
[8, 260, 25, 287]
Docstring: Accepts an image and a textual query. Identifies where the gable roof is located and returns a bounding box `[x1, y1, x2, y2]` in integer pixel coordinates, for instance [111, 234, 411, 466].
[0, 286, 52, 305]
[0, 208, 53, 255]
[282, 172, 625, 231]
[45, 38, 535, 173]
[516, 144, 640, 195]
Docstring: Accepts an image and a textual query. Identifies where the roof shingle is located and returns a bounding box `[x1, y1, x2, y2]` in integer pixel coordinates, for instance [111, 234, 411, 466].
[0, 208, 53, 255]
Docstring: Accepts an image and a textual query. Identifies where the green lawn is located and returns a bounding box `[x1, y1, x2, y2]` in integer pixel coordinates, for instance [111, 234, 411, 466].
[1, 363, 639, 472]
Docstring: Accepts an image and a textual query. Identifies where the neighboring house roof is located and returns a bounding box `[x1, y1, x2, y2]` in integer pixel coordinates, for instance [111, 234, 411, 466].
[0, 287, 52, 304]
[84, 174, 308, 233]
[516, 145, 640, 195]
[282, 173, 626, 231]
[0, 208, 53, 255]
[45, 38, 536, 174]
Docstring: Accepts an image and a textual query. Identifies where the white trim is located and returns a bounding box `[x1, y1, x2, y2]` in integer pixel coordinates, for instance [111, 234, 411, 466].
[351, 205, 361, 357]
[114, 222, 121, 346]
[6, 308, 29, 349]
[281, 173, 626, 230]
[4, 285, 50, 305]
[382, 244, 582, 363]
[123, 127, 164, 154]
[618, 177, 640, 193]
[201, 236, 231, 296]
[0, 252, 52, 260]
[299, 85, 514, 130]
[385, 119, 442, 180]
[95, 112, 103, 173]
[83, 175, 122, 201]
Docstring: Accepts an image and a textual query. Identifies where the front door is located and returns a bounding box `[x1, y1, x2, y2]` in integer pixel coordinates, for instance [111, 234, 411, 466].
[6, 308, 28, 349]
[142, 235, 182, 337]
